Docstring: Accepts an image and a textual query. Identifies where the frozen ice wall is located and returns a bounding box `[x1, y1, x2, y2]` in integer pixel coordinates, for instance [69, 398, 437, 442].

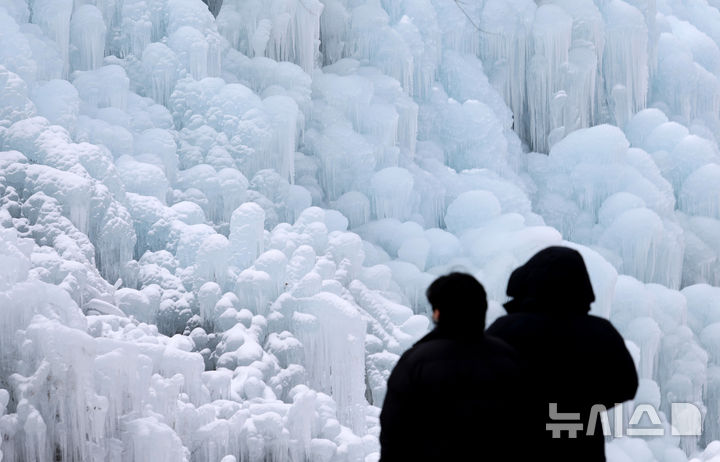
[3, 0, 720, 460]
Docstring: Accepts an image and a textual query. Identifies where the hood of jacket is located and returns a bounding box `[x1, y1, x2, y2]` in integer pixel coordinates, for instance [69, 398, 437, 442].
[503, 246, 595, 315]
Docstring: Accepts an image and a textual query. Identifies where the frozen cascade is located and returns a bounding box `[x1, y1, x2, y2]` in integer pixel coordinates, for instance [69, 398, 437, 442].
[0, 232, 105, 461]
[293, 292, 367, 435]
[264, 95, 300, 183]
[679, 164, 720, 219]
[528, 4, 573, 153]
[142, 42, 182, 106]
[4, 0, 720, 460]
[563, 44, 598, 137]
[118, 0, 153, 59]
[229, 202, 265, 270]
[601, 0, 649, 121]
[332, 191, 371, 229]
[69, 5, 107, 72]
[369, 167, 414, 221]
[477, 0, 535, 143]
[169, 26, 209, 80]
[216, 0, 323, 74]
[293, 0, 324, 74]
[471, 0, 651, 151]
[72, 65, 129, 110]
[553, 0, 604, 133]
[31, 0, 73, 77]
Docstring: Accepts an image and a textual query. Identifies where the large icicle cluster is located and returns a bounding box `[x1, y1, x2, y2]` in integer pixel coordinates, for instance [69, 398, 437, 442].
[3, 0, 720, 461]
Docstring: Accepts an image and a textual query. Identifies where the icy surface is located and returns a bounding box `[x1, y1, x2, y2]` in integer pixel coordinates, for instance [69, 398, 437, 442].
[2, 0, 720, 460]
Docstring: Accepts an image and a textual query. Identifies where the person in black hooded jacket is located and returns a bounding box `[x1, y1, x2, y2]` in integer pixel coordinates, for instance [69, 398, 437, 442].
[379, 272, 525, 461]
[486, 246, 638, 462]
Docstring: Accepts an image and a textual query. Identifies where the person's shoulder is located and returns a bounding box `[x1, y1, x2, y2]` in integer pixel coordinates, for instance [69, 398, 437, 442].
[486, 312, 543, 333]
[387, 342, 424, 382]
[399, 329, 446, 361]
[583, 314, 622, 332]
[396, 343, 421, 365]
[407, 332, 456, 360]
[412, 328, 443, 347]
[585, 314, 615, 324]
[483, 334, 522, 364]
[484, 333, 515, 354]
[483, 334, 525, 379]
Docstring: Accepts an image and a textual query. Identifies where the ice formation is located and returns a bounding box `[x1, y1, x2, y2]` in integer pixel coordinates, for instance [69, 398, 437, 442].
[3, 0, 720, 461]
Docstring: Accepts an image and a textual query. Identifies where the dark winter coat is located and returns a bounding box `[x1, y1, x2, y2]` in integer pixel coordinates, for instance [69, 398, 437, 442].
[379, 326, 525, 461]
[487, 246, 638, 462]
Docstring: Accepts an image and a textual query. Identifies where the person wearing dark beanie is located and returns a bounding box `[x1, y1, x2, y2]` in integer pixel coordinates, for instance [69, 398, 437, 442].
[380, 272, 525, 461]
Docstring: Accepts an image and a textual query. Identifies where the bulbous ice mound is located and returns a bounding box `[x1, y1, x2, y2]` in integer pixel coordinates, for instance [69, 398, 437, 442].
[3, 0, 720, 460]
[444, 190, 502, 234]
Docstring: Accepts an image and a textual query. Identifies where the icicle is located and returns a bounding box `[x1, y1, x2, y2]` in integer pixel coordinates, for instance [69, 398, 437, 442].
[293, 293, 367, 435]
[332, 191, 371, 229]
[229, 202, 265, 270]
[32, 0, 73, 77]
[264, 95, 299, 183]
[527, 4, 572, 152]
[370, 167, 414, 221]
[293, 0, 324, 73]
[564, 43, 598, 133]
[70, 5, 107, 72]
[319, 0, 348, 66]
[142, 43, 181, 106]
[602, 0, 648, 118]
[169, 26, 209, 80]
[477, 0, 535, 145]
[118, 0, 153, 59]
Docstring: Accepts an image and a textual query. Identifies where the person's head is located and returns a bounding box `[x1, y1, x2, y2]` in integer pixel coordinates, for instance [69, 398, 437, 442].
[426, 272, 487, 330]
[504, 246, 595, 315]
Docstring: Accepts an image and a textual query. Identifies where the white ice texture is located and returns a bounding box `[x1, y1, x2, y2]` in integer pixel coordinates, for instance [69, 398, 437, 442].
[2, 0, 720, 461]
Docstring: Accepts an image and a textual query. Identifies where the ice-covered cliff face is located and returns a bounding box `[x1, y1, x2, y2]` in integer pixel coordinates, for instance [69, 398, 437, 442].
[2, 0, 720, 461]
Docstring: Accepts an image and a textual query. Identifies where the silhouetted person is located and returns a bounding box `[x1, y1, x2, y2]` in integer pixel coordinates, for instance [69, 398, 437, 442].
[380, 273, 524, 461]
[487, 246, 638, 462]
